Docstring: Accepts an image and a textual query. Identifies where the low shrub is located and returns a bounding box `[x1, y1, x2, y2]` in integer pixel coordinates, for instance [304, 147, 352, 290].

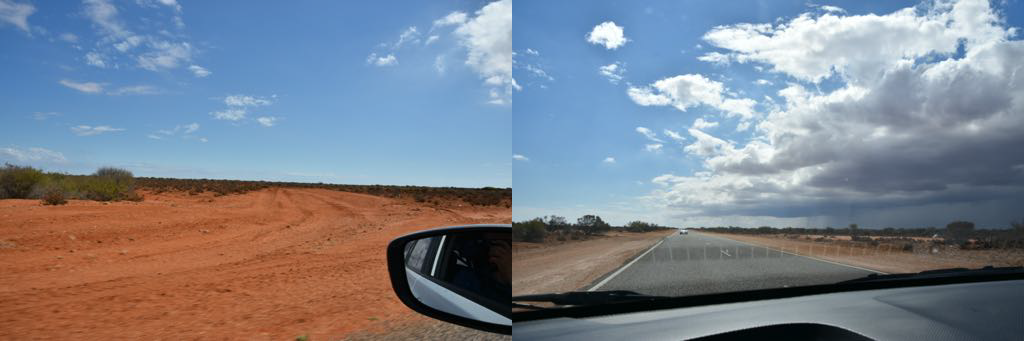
[556, 231, 567, 241]
[40, 187, 68, 205]
[0, 163, 45, 199]
[122, 190, 144, 202]
[513, 219, 547, 243]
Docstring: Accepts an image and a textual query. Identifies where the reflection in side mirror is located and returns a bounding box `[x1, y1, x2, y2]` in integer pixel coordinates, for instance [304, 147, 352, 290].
[387, 225, 511, 335]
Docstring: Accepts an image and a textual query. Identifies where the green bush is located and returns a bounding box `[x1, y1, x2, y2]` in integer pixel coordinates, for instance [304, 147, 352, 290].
[513, 218, 547, 243]
[80, 167, 136, 201]
[0, 163, 45, 199]
[40, 186, 68, 205]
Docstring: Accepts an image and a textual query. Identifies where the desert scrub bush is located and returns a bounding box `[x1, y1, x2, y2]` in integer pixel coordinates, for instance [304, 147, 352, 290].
[556, 230, 567, 241]
[79, 167, 136, 201]
[0, 163, 45, 199]
[513, 219, 547, 243]
[40, 187, 68, 205]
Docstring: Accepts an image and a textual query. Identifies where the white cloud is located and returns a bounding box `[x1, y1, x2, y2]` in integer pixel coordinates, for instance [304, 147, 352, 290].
[0, 146, 66, 163]
[452, 0, 516, 104]
[188, 64, 211, 78]
[627, 74, 758, 121]
[224, 95, 272, 107]
[84, 0, 131, 39]
[663, 129, 685, 142]
[697, 51, 731, 65]
[525, 48, 539, 56]
[434, 55, 446, 74]
[598, 62, 625, 84]
[512, 154, 529, 161]
[59, 79, 104, 93]
[587, 21, 628, 50]
[626, 87, 672, 106]
[367, 53, 398, 66]
[59, 33, 78, 43]
[136, 40, 192, 70]
[819, 5, 845, 13]
[82, 0, 197, 73]
[85, 52, 108, 68]
[113, 35, 142, 52]
[256, 116, 277, 127]
[183, 122, 199, 134]
[703, 0, 1012, 84]
[211, 109, 246, 121]
[635, 126, 663, 142]
[645, 144, 663, 152]
[736, 121, 752, 131]
[108, 85, 159, 95]
[433, 11, 467, 28]
[523, 64, 553, 81]
[754, 79, 773, 85]
[153, 122, 199, 138]
[603, 157, 616, 164]
[425, 35, 440, 45]
[71, 125, 124, 136]
[136, 0, 182, 12]
[394, 26, 420, 48]
[32, 112, 60, 120]
[0, 0, 35, 33]
[692, 118, 720, 129]
[645, 0, 1024, 222]
[157, 0, 181, 12]
[682, 128, 732, 158]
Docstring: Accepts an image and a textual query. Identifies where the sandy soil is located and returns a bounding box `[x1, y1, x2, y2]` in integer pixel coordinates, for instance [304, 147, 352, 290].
[702, 232, 1023, 274]
[0, 188, 509, 340]
[512, 230, 675, 296]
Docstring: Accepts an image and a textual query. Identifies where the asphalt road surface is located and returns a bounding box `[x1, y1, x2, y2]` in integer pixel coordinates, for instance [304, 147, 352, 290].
[587, 231, 881, 296]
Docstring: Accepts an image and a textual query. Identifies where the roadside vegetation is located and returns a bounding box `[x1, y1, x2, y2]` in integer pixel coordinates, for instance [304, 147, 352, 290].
[0, 164, 511, 207]
[513, 214, 671, 243]
[0, 164, 141, 205]
[698, 220, 1024, 251]
[136, 177, 510, 207]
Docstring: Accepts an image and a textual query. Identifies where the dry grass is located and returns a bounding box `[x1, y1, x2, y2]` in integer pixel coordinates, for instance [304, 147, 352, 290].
[703, 232, 1024, 274]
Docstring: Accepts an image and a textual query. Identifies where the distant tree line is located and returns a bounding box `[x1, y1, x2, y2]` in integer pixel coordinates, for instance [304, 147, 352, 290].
[697, 220, 1024, 249]
[513, 214, 671, 243]
[0, 164, 512, 207]
[138, 177, 511, 206]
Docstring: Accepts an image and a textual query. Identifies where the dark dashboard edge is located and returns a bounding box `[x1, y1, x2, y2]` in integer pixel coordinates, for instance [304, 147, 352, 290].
[512, 272, 1024, 322]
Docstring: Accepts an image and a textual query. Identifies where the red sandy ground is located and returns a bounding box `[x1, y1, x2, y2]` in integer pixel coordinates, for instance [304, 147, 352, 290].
[0, 188, 509, 340]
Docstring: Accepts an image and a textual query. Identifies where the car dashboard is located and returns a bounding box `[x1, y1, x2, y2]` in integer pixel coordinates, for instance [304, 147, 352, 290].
[513, 279, 1024, 340]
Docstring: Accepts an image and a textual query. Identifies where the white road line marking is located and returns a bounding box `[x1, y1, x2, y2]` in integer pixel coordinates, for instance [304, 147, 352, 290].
[720, 249, 731, 257]
[694, 232, 888, 275]
[588, 239, 665, 292]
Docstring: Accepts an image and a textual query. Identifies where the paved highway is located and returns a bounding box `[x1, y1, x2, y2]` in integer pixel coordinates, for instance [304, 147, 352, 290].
[586, 231, 882, 296]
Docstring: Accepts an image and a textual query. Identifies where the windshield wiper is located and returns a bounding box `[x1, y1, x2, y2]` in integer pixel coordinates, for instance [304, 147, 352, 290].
[838, 266, 1024, 284]
[512, 290, 668, 308]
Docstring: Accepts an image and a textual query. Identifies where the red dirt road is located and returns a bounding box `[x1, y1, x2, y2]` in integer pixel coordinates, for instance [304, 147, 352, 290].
[0, 188, 509, 340]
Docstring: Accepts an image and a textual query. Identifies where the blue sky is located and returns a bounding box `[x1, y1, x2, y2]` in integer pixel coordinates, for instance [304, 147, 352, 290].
[513, 0, 1024, 228]
[0, 0, 511, 188]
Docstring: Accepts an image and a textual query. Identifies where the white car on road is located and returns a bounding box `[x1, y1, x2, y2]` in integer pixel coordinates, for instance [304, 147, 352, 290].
[679, 229, 688, 235]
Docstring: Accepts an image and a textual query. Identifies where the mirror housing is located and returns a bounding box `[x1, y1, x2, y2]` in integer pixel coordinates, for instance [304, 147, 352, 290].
[387, 224, 512, 335]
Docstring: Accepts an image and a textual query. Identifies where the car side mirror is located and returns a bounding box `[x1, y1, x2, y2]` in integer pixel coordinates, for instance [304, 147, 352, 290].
[386, 224, 511, 335]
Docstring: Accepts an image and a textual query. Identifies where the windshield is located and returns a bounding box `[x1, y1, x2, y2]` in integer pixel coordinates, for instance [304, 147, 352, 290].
[512, 0, 1024, 301]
